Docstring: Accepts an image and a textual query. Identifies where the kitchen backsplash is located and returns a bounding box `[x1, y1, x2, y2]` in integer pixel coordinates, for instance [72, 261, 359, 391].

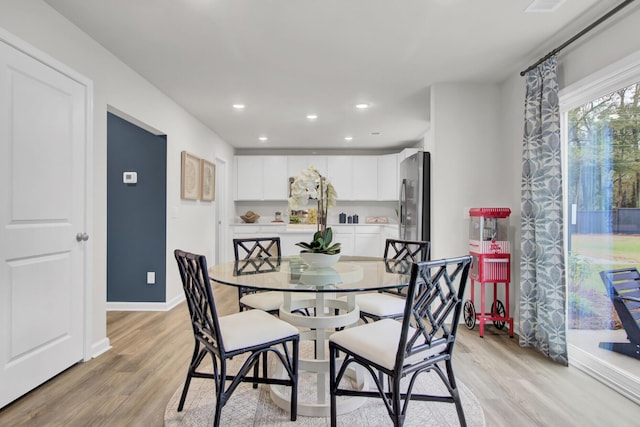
[235, 201, 399, 224]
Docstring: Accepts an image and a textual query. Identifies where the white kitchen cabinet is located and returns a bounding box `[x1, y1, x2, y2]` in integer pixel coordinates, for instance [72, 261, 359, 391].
[331, 225, 355, 256]
[352, 156, 378, 200]
[354, 227, 382, 257]
[235, 156, 288, 200]
[235, 156, 264, 200]
[378, 153, 398, 201]
[327, 156, 353, 200]
[287, 155, 328, 178]
[263, 156, 289, 200]
[327, 156, 378, 201]
[383, 224, 400, 243]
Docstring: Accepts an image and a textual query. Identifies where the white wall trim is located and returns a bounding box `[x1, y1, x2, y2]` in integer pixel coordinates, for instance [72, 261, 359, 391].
[560, 48, 640, 112]
[568, 343, 640, 405]
[106, 294, 185, 312]
[90, 338, 112, 359]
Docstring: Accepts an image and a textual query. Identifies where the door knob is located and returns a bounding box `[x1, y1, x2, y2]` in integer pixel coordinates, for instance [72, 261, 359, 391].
[76, 233, 89, 242]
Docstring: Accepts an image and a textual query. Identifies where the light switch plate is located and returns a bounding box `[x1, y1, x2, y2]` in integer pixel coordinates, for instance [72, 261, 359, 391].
[123, 171, 137, 184]
[147, 271, 155, 284]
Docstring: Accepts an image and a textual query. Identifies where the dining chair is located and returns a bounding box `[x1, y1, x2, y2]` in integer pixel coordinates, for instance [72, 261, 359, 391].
[329, 255, 472, 427]
[174, 249, 299, 427]
[233, 236, 284, 313]
[355, 238, 430, 323]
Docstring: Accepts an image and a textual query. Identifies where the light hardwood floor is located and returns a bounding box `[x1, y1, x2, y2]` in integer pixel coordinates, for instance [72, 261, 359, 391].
[1, 282, 639, 426]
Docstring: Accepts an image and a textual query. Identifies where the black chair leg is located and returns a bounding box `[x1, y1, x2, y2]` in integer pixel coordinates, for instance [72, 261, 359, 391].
[290, 340, 299, 421]
[178, 346, 206, 411]
[252, 356, 259, 389]
[329, 347, 337, 427]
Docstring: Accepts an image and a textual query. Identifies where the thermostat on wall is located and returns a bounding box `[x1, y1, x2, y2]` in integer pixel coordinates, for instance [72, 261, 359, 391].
[123, 171, 137, 184]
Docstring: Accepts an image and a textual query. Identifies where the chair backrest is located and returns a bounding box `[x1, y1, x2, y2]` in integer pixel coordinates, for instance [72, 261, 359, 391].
[600, 268, 640, 342]
[174, 249, 225, 355]
[233, 237, 282, 260]
[384, 238, 430, 263]
[382, 238, 430, 292]
[396, 255, 472, 370]
[234, 257, 281, 275]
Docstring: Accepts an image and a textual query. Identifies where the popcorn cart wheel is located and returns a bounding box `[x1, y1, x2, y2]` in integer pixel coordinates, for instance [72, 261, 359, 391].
[463, 299, 505, 330]
[463, 300, 476, 329]
[491, 300, 506, 329]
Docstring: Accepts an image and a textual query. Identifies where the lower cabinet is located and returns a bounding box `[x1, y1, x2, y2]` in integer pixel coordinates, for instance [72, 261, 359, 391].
[331, 226, 355, 256]
[354, 225, 382, 257]
[280, 232, 315, 256]
[229, 225, 392, 259]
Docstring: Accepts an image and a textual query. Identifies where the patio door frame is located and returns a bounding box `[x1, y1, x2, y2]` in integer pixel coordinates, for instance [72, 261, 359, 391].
[560, 49, 640, 404]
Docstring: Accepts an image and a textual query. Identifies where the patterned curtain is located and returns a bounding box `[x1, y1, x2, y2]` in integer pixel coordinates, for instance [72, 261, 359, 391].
[520, 56, 568, 365]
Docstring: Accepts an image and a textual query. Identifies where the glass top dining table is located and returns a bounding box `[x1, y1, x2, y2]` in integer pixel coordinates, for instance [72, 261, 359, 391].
[208, 255, 413, 294]
[208, 255, 414, 418]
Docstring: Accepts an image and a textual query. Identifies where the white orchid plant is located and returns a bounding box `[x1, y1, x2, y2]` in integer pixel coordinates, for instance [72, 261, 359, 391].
[289, 165, 341, 254]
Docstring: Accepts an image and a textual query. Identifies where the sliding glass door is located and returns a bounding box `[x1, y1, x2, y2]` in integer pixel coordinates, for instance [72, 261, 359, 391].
[564, 79, 640, 377]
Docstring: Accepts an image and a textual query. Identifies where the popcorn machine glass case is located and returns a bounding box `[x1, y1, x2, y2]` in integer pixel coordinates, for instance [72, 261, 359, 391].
[464, 208, 514, 337]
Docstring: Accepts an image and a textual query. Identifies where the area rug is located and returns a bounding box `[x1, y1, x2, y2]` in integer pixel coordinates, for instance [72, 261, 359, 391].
[164, 353, 485, 427]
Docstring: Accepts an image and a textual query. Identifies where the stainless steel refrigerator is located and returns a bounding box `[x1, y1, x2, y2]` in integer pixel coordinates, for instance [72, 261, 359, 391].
[399, 151, 431, 247]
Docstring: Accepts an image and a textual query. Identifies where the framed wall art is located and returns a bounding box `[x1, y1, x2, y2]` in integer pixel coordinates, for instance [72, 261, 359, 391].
[181, 151, 201, 200]
[200, 159, 216, 201]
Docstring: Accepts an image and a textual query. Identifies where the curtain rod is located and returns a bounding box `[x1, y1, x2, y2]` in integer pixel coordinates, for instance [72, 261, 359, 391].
[520, 0, 636, 76]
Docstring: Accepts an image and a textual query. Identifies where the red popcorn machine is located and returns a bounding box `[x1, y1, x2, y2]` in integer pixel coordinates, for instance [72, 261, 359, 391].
[464, 208, 514, 338]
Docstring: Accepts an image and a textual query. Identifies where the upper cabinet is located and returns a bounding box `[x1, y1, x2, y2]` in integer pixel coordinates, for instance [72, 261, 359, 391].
[327, 156, 378, 200]
[287, 155, 327, 178]
[352, 156, 378, 200]
[235, 155, 288, 200]
[377, 153, 398, 201]
[235, 153, 411, 201]
[327, 156, 353, 200]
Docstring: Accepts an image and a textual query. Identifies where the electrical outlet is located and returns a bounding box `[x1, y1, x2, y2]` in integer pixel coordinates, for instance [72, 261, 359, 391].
[147, 271, 156, 285]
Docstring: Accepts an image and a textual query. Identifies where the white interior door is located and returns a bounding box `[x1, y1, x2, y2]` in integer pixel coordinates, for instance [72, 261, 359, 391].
[215, 157, 227, 264]
[0, 38, 88, 408]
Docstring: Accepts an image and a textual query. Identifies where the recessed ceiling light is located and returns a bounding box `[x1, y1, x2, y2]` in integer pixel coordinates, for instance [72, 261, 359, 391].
[306, 114, 318, 120]
[525, 0, 565, 13]
[233, 104, 245, 109]
[344, 136, 353, 141]
[355, 103, 369, 109]
[259, 136, 268, 141]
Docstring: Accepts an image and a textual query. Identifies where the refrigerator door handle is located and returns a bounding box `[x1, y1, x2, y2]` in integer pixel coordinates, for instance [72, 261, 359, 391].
[399, 179, 407, 239]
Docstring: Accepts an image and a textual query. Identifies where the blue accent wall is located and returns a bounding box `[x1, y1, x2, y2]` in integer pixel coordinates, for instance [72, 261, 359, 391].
[107, 112, 167, 302]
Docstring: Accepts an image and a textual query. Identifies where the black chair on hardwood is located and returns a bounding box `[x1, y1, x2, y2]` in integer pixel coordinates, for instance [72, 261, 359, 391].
[233, 236, 284, 314]
[330, 255, 472, 427]
[355, 238, 430, 323]
[174, 249, 299, 427]
[599, 268, 640, 359]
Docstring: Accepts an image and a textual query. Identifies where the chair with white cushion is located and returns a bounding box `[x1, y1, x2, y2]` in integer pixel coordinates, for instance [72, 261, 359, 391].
[174, 249, 299, 427]
[356, 238, 430, 323]
[233, 236, 285, 313]
[329, 255, 472, 427]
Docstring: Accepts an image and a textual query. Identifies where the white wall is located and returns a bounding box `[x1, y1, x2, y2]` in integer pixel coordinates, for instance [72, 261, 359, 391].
[430, 83, 510, 260]
[497, 4, 640, 331]
[0, 0, 235, 356]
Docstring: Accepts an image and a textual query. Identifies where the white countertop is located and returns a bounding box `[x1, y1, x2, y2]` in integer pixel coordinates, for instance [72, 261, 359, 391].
[232, 222, 397, 227]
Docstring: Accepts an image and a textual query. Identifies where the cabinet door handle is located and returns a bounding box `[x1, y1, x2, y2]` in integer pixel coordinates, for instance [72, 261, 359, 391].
[76, 233, 89, 242]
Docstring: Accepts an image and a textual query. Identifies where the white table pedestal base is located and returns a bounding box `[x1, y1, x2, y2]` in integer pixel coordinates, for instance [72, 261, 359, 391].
[271, 294, 365, 417]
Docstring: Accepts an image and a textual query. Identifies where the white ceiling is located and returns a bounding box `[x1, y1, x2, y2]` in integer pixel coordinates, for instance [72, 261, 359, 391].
[45, 0, 614, 151]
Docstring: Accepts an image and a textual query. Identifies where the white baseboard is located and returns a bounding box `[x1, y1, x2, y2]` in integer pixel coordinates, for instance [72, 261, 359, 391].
[90, 337, 112, 359]
[106, 294, 185, 312]
[568, 343, 640, 405]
